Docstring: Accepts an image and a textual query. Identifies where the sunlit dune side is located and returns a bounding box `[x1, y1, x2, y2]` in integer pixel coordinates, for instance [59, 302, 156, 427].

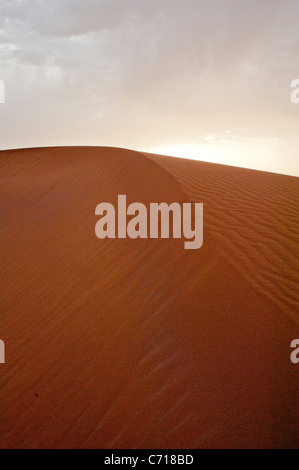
[144, 152, 299, 322]
[0, 146, 298, 449]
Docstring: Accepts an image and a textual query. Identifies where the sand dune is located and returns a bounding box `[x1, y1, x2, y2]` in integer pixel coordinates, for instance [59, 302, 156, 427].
[0, 146, 298, 448]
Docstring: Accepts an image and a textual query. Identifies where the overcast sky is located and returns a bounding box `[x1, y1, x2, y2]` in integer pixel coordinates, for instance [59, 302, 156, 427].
[0, 0, 299, 175]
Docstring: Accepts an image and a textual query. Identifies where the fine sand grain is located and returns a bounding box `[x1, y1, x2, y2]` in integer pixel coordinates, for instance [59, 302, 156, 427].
[0, 147, 298, 448]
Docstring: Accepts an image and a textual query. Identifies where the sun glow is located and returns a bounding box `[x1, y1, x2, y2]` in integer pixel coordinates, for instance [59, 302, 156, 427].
[150, 144, 218, 162]
[149, 138, 299, 177]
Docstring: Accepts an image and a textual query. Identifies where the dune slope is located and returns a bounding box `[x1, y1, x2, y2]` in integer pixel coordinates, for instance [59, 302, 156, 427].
[0, 146, 298, 449]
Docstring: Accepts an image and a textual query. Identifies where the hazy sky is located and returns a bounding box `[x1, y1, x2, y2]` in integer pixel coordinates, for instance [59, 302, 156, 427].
[0, 0, 299, 175]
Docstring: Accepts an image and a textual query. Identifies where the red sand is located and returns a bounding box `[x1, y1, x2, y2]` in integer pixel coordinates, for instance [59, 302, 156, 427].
[0, 146, 298, 449]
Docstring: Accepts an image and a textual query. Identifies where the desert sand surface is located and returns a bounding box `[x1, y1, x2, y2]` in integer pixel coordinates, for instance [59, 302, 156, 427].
[0, 146, 298, 449]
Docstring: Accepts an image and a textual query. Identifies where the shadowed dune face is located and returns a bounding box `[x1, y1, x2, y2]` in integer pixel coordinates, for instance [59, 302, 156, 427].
[0, 147, 298, 449]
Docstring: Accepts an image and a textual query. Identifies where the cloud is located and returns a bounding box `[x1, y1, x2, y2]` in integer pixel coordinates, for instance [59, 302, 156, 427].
[0, 0, 298, 174]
